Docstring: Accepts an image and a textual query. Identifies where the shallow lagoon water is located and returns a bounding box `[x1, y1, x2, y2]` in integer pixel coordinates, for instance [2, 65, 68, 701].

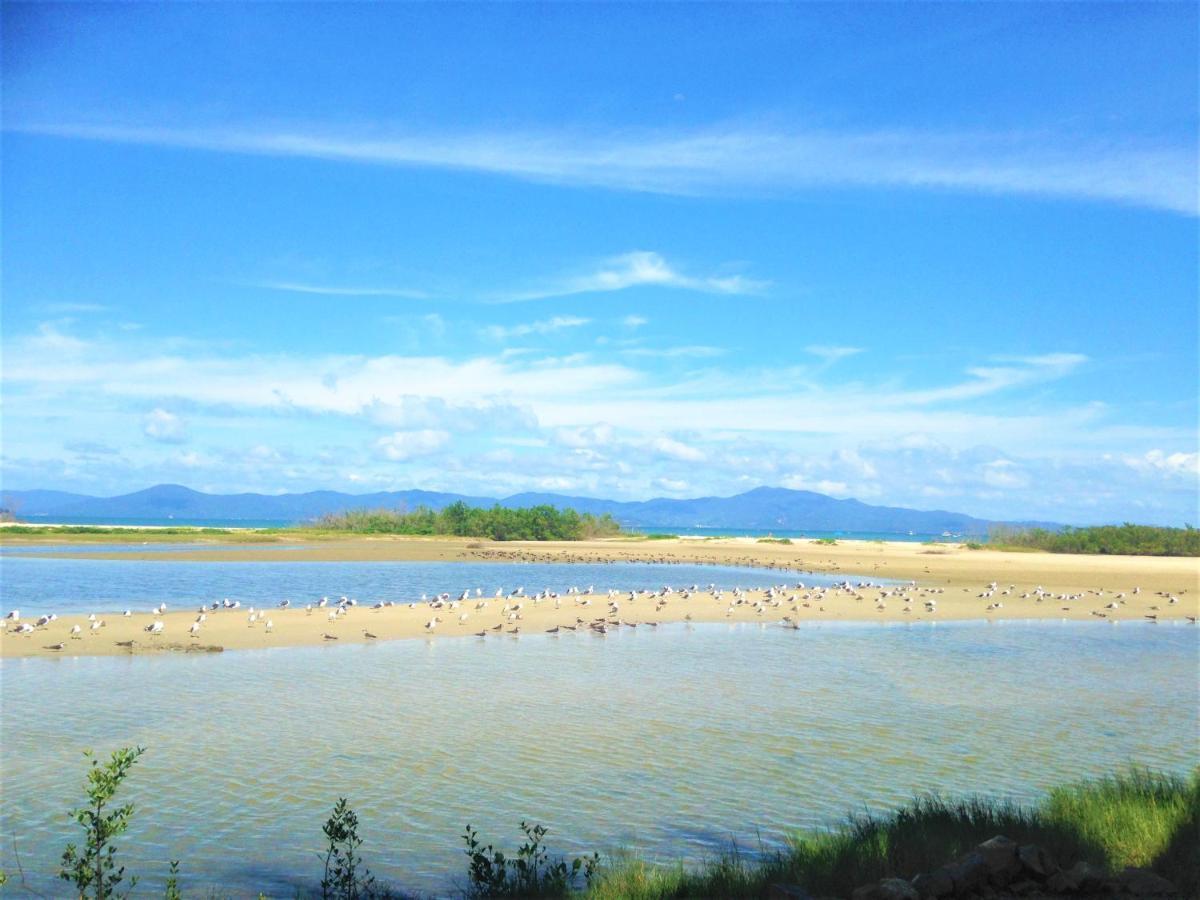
[2, 617, 1196, 897]
[0, 557, 820, 616]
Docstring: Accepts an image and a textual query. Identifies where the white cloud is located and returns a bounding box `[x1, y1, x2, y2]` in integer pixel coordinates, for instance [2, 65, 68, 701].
[653, 477, 690, 492]
[622, 315, 649, 328]
[18, 122, 1196, 215]
[482, 316, 591, 340]
[650, 436, 705, 462]
[143, 408, 188, 443]
[781, 475, 851, 496]
[375, 429, 450, 461]
[806, 345, 863, 364]
[494, 251, 768, 302]
[41, 302, 110, 314]
[981, 459, 1030, 489]
[1122, 449, 1199, 480]
[622, 345, 726, 359]
[247, 280, 430, 299]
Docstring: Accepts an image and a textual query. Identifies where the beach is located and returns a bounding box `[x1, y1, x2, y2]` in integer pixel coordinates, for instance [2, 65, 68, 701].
[1, 536, 1195, 658]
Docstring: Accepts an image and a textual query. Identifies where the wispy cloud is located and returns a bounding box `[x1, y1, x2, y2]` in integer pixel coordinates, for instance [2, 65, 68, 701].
[15, 121, 1196, 214]
[482, 315, 591, 340]
[493, 251, 769, 302]
[806, 345, 863, 364]
[246, 280, 430, 299]
[40, 302, 110, 314]
[622, 345, 727, 359]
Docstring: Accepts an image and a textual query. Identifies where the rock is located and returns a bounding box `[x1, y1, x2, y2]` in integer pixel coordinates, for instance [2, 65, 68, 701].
[912, 868, 955, 898]
[768, 884, 814, 900]
[943, 851, 989, 893]
[1117, 867, 1178, 895]
[976, 836, 1022, 884]
[1018, 843, 1059, 878]
[852, 879, 920, 900]
[1048, 860, 1107, 893]
[1008, 879, 1041, 896]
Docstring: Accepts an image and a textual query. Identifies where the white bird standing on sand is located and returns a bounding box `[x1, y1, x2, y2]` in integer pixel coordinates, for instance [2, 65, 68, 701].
[188, 621, 201, 638]
[146, 620, 164, 635]
[425, 617, 441, 631]
[4, 610, 18, 622]
[264, 619, 274, 633]
[123, 609, 132, 617]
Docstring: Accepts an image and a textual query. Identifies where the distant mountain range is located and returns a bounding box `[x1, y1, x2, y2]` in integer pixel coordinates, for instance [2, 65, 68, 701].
[0, 483, 1051, 535]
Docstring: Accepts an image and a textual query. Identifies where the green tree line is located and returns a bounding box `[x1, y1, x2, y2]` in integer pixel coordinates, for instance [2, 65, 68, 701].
[987, 523, 1199, 557]
[310, 502, 622, 541]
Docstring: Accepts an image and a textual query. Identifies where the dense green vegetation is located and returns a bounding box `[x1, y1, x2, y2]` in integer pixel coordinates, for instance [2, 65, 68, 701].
[591, 768, 1198, 899]
[311, 502, 622, 541]
[18, 751, 1195, 898]
[987, 523, 1199, 557]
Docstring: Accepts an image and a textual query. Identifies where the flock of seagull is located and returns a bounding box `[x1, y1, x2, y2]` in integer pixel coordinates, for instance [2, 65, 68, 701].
[4, 577, 1192, 652]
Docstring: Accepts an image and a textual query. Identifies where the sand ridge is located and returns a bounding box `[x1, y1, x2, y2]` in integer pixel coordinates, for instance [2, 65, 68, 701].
[2, 537, 1196, 658]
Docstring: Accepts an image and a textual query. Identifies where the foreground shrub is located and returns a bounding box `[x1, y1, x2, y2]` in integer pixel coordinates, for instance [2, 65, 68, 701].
[463, 821, 599, 898]
[321, 798, 377, 899]
[59, 746, 146, 899]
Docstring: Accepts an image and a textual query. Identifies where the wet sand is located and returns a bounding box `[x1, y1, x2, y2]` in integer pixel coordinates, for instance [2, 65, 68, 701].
[1, 537, 1195, 658]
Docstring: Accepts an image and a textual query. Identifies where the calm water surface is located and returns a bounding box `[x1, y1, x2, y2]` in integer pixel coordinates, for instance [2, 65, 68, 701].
[2, 619, 1196, 897]
[0, 557, 821, 616]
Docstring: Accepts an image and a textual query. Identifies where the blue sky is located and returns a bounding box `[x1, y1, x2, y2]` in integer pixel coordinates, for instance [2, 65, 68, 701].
[2, 3, 1196, 524]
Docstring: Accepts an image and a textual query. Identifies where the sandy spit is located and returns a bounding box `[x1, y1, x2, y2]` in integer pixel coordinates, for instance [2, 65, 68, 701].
[1, 537, 1195, 659]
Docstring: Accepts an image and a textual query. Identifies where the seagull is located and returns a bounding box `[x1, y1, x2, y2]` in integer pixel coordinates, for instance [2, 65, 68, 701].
[264, 619, 274, 633]
[363, 630, 377, 639]
[69, 624, 82, 639]
[44, 642, 66, 651]
[278, 599, 290, 609]
[146, 621, 164, 635]
[188, 621, 201, 638]
[3, 610, 18, 621]
[323, 633, 338, 640]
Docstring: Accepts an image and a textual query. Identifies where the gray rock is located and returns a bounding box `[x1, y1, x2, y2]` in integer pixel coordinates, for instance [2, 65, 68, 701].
[1117, 867, 1178, 895]
[976, 836, 1022, 884]
[1018, 843, 1058, 878]
[768, 884, 814, 900]
[1048, 860, 1108, 893]
[912, 868, 955, 898]
[852, 879, 922, 900]
[1008, 879, 1041, 896]
[943, 851, 989, 893]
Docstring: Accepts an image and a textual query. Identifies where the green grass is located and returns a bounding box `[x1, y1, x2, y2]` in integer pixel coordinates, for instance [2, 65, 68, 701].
[584, 768, 1199, 899]
[756, 537, 793, 545]
[812, 537, 838, 546]
[0, 525, 285, 543]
